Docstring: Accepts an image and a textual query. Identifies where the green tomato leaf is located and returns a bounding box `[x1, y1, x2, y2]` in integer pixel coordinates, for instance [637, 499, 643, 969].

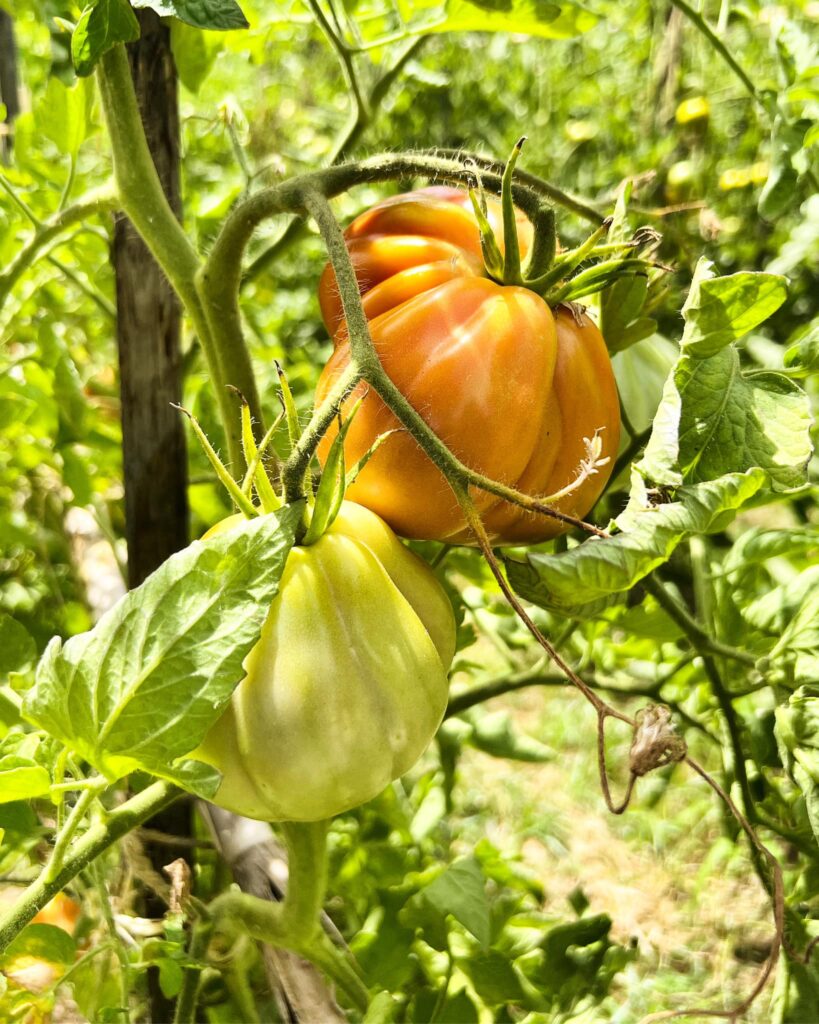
[742, 565, 819, 636]
[681, 258, 788, 358]
[0, 615, 36, 677]
[132, 0, 249, 31]
[600, 275, 655, 355]
[770, 911, 819, 1023]
[775, 687, 819, 848]
[157, 957, 184, 998]
[170, 18, 221, 92]
[458, 949, 531, 1006]
[638, 264, 812, 491]
[72, 0, 140, 78]
[673, 349, 811, 489]
[531, 914, 615, 998]
[465, 709, 555, 763]
[1, 924, 76, 970]
[784, 322, 819, 378]
[507, 471, 765, 615]
[770, 590, 819, 685]
[422, 856, 491, 949]
[36, 77, 93, 156]
[363, 992, 399, 1023]
[23, 504, 302, 797]
[0, 756, 51, 803]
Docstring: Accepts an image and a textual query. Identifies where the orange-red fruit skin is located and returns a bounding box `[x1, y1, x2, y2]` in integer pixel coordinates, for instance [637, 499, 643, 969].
[316, 188, 620, 545]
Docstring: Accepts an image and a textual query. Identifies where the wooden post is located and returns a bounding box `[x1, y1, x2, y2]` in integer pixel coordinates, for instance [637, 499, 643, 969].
[0, 11, 21, 161]
[111, 12, 189, 1020]
[112, 9, 188, 591]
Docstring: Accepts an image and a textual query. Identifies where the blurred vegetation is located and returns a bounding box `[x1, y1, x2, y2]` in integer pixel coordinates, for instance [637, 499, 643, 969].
[0, 0, 817, 1020]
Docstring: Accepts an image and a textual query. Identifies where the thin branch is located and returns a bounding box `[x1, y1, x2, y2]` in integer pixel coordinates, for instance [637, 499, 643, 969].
[668, 0, 761, 107]
[458, 490, 784, 1022]
[307, 0, 367, 124]
[645, 577, 758, 669]
[242, 37, 425, 285]
[639, 755, 784, 1024]
[0, 781, 179, 953]
[0, 185, 117, 314]
[446, 671, 660, 717]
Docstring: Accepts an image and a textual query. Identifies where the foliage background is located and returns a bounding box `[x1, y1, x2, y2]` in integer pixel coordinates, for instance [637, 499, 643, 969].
[0, 0, 817, 1020]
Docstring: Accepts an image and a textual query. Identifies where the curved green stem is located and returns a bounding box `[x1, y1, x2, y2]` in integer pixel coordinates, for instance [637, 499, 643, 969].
[44, 777, 107, 883]
[431, 147, 604, 224]
[211, 152, 549, 300]
[210, 819, 369, 1013]
[278, 820, 330, 944]
[173, 916, 213, 1024]
[668, 0, 761, 107]
[0, 781, 179, 953]
[0, 185, 117, 315]
[96, 45, 254, 471]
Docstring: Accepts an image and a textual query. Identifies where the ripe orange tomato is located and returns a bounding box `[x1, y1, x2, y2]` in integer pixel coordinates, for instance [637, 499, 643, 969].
[32, 892, 80, 934]
[316, 188, 620, 544]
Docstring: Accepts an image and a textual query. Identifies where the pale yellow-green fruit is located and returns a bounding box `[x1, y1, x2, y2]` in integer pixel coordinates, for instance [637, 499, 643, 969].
[194, 502, 455, 822]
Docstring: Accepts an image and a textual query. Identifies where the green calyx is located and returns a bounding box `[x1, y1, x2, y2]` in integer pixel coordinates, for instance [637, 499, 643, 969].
[471, 138, 667, 306]
[176, 370, 357, 546]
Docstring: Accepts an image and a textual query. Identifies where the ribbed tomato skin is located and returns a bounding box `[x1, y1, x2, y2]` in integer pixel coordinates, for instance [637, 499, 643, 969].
[195, 503, 455, 821]
[316, 188, 620, 544]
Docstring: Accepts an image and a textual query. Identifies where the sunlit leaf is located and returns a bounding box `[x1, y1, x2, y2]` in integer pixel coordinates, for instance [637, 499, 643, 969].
[72, 0, 140, 77]
[23, 506, 302, 796]
[132, 0, 249, 31]
[507, 471, 765, 614]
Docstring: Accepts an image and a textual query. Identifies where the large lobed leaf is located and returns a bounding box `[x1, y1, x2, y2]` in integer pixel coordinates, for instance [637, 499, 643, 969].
[506, 471, 765, 615]
[132, 0, 249, 31]
[640, 258, 812, 490]
[23, 505, 302, 797]
[72, 0, 140, 77]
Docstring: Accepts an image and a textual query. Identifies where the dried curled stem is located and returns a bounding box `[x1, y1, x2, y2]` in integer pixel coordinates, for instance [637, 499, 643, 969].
[451, 484, 788, 1024]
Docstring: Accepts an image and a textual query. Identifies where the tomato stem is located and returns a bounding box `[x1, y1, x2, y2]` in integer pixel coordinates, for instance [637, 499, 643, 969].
[209, 819, 371, 1012]
[95, 46, 258, 473]
[0, 781, 179, 954]
[279, 820, 331, 945]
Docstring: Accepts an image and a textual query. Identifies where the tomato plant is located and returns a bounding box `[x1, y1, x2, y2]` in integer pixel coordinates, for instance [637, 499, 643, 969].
[0, 1, 817, 1022]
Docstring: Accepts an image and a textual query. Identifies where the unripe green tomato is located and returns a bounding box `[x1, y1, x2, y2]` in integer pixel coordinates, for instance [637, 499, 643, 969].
[194, 501, 456, 822]
[665, 160, 697, 203]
